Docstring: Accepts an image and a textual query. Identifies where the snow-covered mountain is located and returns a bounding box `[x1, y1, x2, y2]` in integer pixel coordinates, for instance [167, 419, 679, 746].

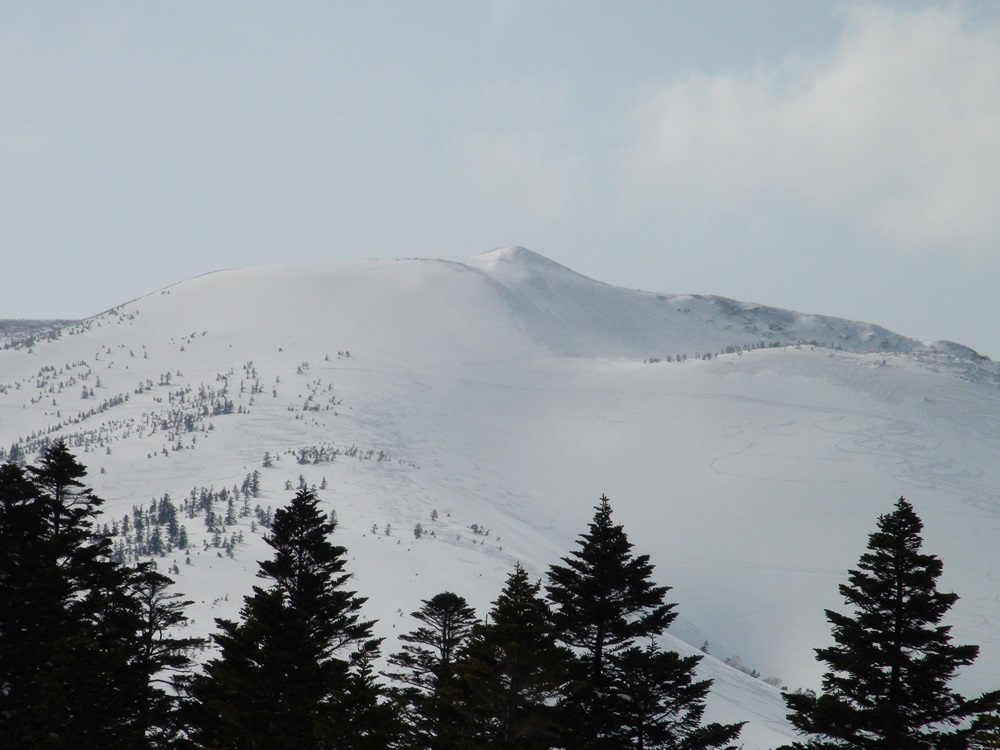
[4, 247, 1000, 748]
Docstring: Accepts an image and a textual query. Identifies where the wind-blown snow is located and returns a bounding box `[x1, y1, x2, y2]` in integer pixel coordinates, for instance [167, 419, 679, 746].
[2, 249, 999, 748]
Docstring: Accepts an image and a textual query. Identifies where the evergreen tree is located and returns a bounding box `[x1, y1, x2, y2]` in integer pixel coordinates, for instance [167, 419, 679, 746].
[388, 592, 478, 691]
[28, 438, 99, 537]
[3, 442, 146, 748]
[546, 495, 675, 748]
[1, 444, 200, 749]
[0, 462, 62, 748]
[31, 555, 149, 749]
[453, 563, 571, 749]
[972, 710, 1000, 749]
[7, 442, 25, 466]
[339, 650, 405, 749]
[614, 639, 743, 750]
[781, 497, 1000, 749]
[385, 591, 479, 748]
[129, 562, 205, 747]
[546, 495, 741, 750]
[190, 488, 386, 749]
[191, 588, 327, 749]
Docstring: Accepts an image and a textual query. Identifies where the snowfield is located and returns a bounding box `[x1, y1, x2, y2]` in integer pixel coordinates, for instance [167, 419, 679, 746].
[3, 247, 1000, 748]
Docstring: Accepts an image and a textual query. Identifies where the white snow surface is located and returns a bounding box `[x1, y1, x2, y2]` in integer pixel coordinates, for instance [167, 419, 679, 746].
[3, 247, 1000, 748]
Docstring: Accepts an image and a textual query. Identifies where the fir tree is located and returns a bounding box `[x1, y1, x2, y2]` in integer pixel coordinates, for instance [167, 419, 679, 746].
[190, 488, 386, 749]
[453, 562, 572, 749]
[28, 438, 99, 537]
[7, 442, 146, 748]
[614, 639, 743, 750]
[546, 495, 675, 748]
[192, 588, 321, 749]
[546, 495, 741, 750]
[337, 650, 404, 749]
[972, 710, 1000, 750]
[386, 591, 479, 693]
[1, 444, 201, 749]
[781, 497, 1000, 749]
[385, 591, 479, 748]
[32, 555, 149, 749]
[129, 562, 204, 747]
[0, 462, 62, 747]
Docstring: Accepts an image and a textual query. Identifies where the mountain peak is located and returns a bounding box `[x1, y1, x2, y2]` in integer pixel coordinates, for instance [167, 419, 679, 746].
[464, 246, 577, 275]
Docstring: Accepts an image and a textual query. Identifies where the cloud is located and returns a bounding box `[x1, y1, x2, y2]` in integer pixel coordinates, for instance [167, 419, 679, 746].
[453, 130, 584, 221]
[489, 0, 528, 35]
[452, 81, 585, 221]
[619, 4, 1000, 256]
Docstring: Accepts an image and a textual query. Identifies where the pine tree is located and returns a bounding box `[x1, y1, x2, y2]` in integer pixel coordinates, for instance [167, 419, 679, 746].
[614, 639, 743, 750]
[32, 555, 149, 749]
[453, 562, 571, 749]
[190, 488, 386, 749]
[388, 592, 478, 690]
[546, 495, 675, 748]
[0, 462, 63, 747]
[129, 562, 204, 747]
[781, 497, 1000, 749]
[1, 443, 201, 749]
[546, 495, 741, 750]
[28, 438, 99, 537]
[972, 710, 1000, 749]
[4, 442, 145, 748]
[385, 591, 479, 748]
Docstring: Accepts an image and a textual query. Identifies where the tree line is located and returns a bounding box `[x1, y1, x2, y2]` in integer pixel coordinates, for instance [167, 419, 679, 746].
[2, 440, 998, 748]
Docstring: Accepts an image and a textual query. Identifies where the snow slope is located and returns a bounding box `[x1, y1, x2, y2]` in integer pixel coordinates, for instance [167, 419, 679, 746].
[464, 246, 940, 358]
[3, 248, 1000, 748]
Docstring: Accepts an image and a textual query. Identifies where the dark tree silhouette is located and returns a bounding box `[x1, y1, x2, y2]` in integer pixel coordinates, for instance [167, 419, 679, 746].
[782, 497, 1000, 749]
[1, 443, 200, 749]
[190, 488, 385, 749]
[454, 562, 571, 749]
[615, 639, 743, 750]
[0, 462, 60, 747]
[385, 591, 479, 749]
[547, 495, 741, 750]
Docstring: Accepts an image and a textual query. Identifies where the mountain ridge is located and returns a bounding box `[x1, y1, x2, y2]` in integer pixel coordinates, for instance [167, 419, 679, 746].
[3, 248, 1000, 748]
[462, 248, 985, 360]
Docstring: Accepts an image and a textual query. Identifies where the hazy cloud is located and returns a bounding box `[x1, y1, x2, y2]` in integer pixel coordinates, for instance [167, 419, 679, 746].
[454, 130, 585, 221]
[620, 5, 1000, 256]
[453, 81, 585, 221]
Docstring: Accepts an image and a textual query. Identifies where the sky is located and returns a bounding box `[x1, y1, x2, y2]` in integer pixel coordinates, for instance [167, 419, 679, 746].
[2, 2, 1000, 357]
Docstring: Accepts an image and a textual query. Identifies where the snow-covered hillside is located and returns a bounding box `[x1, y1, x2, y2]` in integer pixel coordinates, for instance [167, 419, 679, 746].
[464, 246, 959, 358]
[3, 247, 1000, 748]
